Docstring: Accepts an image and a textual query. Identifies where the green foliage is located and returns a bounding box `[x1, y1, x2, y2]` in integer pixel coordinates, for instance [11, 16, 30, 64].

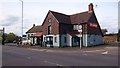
[0, 34, 2, 41]
[6, 32, 16, 42]
[0, 36, 2, 41]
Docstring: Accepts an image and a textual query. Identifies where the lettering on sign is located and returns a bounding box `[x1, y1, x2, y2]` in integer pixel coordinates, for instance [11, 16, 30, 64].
[89, 23, 98, 28]
[78, 25, 82, 32]
[78, 25, 82, 30]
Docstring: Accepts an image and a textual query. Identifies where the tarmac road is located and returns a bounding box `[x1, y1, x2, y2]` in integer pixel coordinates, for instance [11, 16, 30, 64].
[2, 45, 118, 66]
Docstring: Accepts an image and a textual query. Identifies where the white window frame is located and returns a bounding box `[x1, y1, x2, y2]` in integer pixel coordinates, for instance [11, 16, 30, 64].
[54, 36, 57, 43]
[73, 25, 78, 30]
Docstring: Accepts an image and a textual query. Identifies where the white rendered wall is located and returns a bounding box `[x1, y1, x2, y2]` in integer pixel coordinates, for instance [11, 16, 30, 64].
[26, 33, 35, 44]
[43, 34, 59, 47]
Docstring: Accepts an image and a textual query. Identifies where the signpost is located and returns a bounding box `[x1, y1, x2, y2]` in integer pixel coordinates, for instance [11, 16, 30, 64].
[0, 28, 5, 45]
[78, 24, 82, 49]
[79, 22, 87, 49]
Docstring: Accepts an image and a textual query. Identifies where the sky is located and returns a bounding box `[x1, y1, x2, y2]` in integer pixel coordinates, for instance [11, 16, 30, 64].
[0, 0, 119, 36]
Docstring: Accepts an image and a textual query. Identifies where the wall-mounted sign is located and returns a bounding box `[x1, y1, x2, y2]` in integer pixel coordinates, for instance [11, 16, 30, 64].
[78, 25, 82, 30]
[89, 23, 98, 28]
[78, 25, 82, 32]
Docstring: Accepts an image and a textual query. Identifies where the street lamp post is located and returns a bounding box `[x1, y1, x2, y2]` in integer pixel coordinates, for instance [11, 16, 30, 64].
[20, 0, 23, 44]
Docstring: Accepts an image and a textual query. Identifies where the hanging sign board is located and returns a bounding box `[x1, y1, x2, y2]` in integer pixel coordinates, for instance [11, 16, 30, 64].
[78, 25, 82, 32]
[89, 23, 98, 28]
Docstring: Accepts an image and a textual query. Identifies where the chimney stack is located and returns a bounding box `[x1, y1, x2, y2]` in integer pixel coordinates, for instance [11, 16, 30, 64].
[33, 24, 35, 27]
[88, 3, 94, 11]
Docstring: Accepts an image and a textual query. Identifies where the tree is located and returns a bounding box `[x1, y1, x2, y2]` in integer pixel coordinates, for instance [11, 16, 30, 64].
[102, 29, 108, 35]
[0, 34, 2, 41]
[6, 33, 16, 42]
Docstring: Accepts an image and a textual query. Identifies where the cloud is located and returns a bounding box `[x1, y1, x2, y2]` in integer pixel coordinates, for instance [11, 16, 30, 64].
[99, 16, 118, 33]
[0, 15, 20, 26]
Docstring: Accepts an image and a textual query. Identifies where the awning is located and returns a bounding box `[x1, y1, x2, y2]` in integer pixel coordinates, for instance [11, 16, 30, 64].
[32, 32, 43, 37]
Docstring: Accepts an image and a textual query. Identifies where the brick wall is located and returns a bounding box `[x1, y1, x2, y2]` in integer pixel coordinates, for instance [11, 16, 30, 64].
[42, 12, 59, 35]
[103, 35, 118, 43]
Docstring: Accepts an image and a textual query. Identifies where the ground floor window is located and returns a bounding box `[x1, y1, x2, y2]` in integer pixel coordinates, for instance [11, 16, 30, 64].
[64, 36, 67, 43]
[54, 37, 57, 43]
[73, 37, 79, 43]
[46, 36, 53, 45]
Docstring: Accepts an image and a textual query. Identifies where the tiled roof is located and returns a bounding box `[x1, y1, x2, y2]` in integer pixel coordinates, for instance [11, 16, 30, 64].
[70, 11, 93, 24]
[26, 10, 93, 34]
[50, 10, 93, 24]
[50, 10, 71, 24]
[32, 32, 43, 37]
[26, 25, 43, 33]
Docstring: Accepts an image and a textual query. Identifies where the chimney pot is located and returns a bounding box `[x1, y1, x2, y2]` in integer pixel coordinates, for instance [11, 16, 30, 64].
[33, 24, 35, 27]
[88, 3, 94, 11]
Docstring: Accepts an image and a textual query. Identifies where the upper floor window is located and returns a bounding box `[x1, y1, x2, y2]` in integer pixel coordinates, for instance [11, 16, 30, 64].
[73, 25, 78, 30]
[48, 19, 52, 25]
[28, 34, 30, 40]
[48, 25, 51, 34]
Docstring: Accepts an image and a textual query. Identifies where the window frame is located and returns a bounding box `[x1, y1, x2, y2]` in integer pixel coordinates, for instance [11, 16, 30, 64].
[73, 25, 78, 30]
[54, 36, 57, 43]
[64, 36, 67, 43]
[48, 18, 52, 26]
[48, 25, 51, 34]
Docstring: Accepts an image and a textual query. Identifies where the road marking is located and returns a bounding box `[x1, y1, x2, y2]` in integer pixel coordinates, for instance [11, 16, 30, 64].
[27, 57, 31, 59]
[83, 50, 106, 53]
[82, 54, 88, 56]
[46, 50, 79, 53]
[44, 60, 64, 66]
[83, 50, 110, 55]
[27, 48, 46, 51]
[101, 51, 108, 55]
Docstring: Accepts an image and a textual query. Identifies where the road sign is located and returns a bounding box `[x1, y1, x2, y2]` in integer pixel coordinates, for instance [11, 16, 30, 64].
[78, 25, 82, 32]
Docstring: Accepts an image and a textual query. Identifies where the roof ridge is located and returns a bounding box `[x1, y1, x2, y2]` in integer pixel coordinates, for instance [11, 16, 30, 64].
[35, 25, 42, 27]
[70, 11, 89, 16]
[50, 10, 70, 17]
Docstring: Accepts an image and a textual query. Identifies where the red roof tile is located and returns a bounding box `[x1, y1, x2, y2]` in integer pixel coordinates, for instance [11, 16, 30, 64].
[50, 10, 93, 24]
[26, 25, 43, 33]
[70, 11, 93, 24]
[50, 10, 71, 24]
[32, 32, 43, 37]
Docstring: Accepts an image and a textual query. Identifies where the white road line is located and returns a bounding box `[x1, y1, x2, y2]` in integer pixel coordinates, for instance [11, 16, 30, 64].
[82, 54, 88, 56]
[83, 50, 106, 52]
[27, 48, 46, 51]
[46, 50, 78, 53]
[101, 51, 108, 55]
[44, 60, 64, 66]
[83, 50, 109, 55]
[27, 57, 31, 59]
